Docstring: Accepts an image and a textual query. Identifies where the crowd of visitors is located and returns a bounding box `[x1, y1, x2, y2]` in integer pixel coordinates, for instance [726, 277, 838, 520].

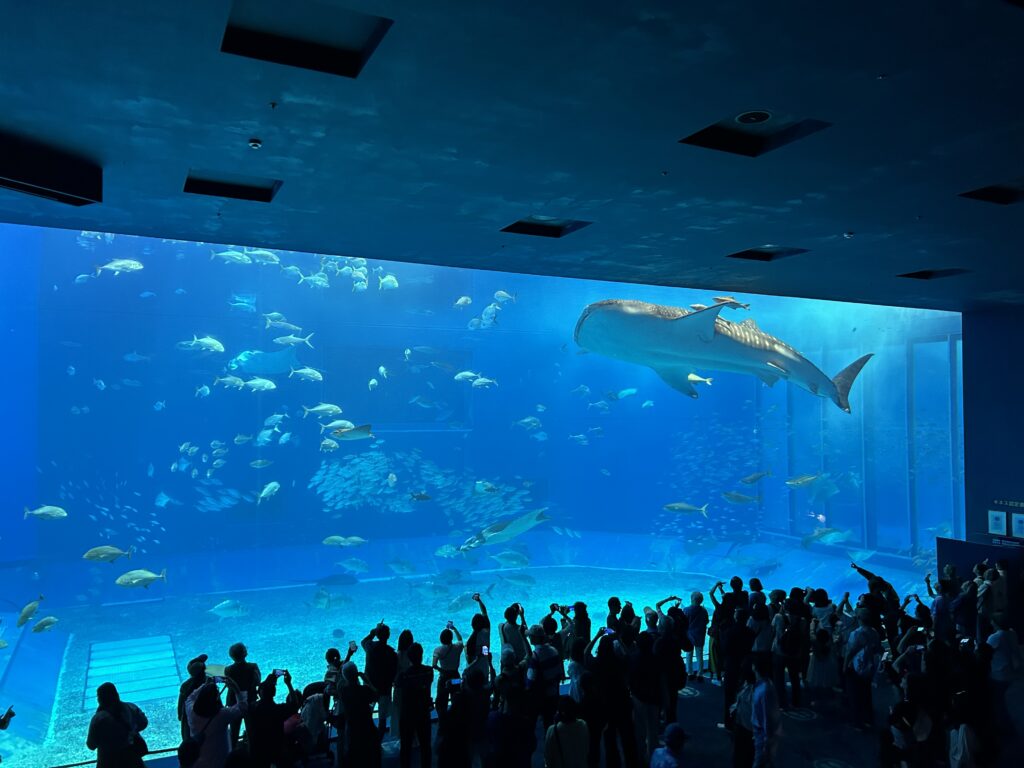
[82, 558, 1020, 768]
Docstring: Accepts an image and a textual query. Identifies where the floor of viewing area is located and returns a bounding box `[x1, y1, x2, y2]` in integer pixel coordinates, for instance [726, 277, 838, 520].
[124, 679, 1024, 768]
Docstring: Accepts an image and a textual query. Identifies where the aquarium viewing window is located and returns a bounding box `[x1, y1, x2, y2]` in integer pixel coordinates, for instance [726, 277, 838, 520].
[0, 222, 963, 766]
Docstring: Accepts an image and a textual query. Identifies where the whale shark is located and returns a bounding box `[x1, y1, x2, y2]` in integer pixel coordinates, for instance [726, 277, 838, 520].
[574, 299, 872, 412]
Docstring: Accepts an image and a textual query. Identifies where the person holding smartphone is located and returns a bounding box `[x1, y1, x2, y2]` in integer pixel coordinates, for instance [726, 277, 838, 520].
[433, 621, 465, 713]
[249, 670, 297, 768]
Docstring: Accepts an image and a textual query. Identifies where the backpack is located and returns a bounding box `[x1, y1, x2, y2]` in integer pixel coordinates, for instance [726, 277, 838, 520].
[779, 616, 801, 657]
[851, 629, 880, 677]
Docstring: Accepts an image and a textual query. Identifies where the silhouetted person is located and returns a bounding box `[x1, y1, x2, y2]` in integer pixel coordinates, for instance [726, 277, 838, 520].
[844, 609, 882, 729]
[627, 632, 661, 764]
[248, 672, 297, 768]
[433, 622, 465, 713]
[588, 632, 639, 768]
[86, 682, 148, 768]
[361, 622, 399, 741]
[526, 623, 562, 730]
[179, 655, 211, 741]
[394, 642, 434, 768]
[393, 629, 415, 747]
[224, 643, 260, 748]
[184, 678, 247, 768]
[722, 607, 754, 728]
[544, 695, 589, 768]
[499, 603, 529, 664]
[339, 662, 382, 768]
[650, 723, 687, 768]
[751, 660, 780, 768]
[606, 596, 622, 633]
[771, 598, 803, 708]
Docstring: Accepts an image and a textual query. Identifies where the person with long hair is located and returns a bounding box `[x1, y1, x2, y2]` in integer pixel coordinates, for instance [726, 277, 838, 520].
[86, 682, 149, 768]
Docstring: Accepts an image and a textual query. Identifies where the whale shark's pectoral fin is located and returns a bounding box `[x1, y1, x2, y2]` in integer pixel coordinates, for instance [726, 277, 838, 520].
[653, 367, 699, 398]
[672, 303, 726, 343]
[766, 361, 789, 376]
[755, 371, 779, 387]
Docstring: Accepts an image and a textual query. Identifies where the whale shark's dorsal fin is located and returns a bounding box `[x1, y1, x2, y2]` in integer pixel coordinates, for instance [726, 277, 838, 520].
[652, 367, 699, 398]
[673, 303, 725, 343]
[739, 318, 760, 330]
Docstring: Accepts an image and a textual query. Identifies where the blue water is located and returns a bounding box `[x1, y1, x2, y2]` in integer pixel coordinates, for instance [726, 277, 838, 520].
[0, 223, 963, 765]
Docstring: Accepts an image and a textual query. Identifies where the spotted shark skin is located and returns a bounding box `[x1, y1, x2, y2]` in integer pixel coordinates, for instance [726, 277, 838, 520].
[574, 299, 872, 412]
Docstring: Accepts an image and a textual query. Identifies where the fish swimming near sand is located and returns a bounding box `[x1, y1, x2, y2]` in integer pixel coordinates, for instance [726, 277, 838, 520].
[574, 299, 871, 412]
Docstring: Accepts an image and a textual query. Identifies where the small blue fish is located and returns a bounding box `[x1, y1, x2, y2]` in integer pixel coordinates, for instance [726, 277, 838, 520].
[93, 378, 106, 391]
[195, 385, 211, 398]
[153, 400, 166, 412]
[139, 291, 157, 299]
[66, 366, 76, 376]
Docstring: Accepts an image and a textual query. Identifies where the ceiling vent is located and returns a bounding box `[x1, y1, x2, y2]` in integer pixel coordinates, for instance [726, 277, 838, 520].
[726, 244, 808, 262]
[501, 216, 592, 238]
[0, 130, 102, 206]
[898, 268, 969, 280]
[959, 180, 1024, 205]
[680, 110, 830, 157]
[221, 0, 392, 78]
[184, 170, 282, 203]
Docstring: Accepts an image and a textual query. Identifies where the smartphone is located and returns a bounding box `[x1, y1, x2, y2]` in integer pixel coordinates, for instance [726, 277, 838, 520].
[604, 628, 616, 636]
[205, 663, 226, 677]
[448, 678, 462, 687]
[348, 640, 358, 651]
[273, 669, 286, 677]
[447, 620, 454, 629]
[481, 645, 490, 656]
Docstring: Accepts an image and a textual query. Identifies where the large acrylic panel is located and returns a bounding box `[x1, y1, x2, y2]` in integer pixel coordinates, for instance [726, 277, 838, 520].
[0, 224, 963, 766]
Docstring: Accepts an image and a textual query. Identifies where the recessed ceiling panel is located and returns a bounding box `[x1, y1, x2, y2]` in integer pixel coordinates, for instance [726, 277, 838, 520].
[0, 130, 102, 206]
[726, 245, 809, 262]
[959, 181, 1024, 205]
[898, 268, 970, 280]
[221, 0, 393, 78]
[183, 170, 282, 203]
[501, 216, 592, 238]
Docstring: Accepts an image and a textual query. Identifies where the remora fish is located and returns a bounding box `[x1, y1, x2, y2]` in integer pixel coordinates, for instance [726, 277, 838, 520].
[574, 300, 872, 412]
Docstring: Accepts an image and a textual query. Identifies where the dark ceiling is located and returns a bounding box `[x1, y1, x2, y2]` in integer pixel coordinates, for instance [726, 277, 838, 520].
[1, 0, 1023, 311]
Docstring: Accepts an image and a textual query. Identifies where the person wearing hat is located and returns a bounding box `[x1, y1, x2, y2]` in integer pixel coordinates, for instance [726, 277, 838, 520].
[178, 654, 211, 741]
[650, 723, 687, 768]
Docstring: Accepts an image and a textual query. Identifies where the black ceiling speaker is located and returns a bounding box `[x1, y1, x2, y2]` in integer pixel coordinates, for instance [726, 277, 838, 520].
[0, 130, 102, 206]
[222, 0, 393, 79]
[501, 216, 592, 238]
[680, 110, 830, 157]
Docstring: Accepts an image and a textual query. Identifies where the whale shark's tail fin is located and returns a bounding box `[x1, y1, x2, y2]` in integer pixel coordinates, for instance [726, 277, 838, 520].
[832, 353, 873, 413]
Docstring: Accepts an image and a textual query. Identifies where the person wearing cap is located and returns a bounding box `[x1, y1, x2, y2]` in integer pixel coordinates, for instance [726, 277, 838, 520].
[649, 723, 686, 768]
[178, 654, 210, 742]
